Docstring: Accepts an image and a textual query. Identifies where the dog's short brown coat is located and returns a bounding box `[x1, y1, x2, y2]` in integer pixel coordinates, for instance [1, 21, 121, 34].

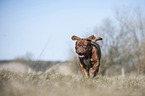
[72, 35, 102, 78]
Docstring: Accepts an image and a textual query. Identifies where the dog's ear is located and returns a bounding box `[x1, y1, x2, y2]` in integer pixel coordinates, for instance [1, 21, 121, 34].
[92, 37, 103, 42]
[71, 35, 81, 40]
[87, 35, 103, 42]
[87, 35, 96, 40]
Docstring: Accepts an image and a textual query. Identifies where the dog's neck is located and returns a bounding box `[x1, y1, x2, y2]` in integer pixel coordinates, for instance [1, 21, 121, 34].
[91, 41, 98, 48]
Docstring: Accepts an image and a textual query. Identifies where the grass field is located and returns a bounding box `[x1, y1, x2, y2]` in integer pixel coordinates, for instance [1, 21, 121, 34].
[0, 70, 145, 96]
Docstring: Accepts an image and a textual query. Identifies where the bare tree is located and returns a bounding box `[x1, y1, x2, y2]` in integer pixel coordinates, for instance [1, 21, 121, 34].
[94, 6, 145, 75]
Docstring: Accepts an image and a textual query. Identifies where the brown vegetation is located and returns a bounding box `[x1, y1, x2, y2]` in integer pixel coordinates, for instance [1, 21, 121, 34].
[0, 71, 145, 96]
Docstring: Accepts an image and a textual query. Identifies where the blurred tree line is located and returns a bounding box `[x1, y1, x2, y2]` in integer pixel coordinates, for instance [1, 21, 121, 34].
[72, 7, 145, 76]
[12, 52, 60, 71]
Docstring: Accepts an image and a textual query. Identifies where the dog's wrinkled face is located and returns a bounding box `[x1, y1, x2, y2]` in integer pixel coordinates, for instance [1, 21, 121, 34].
[72, 35, 103, 58]
[75, 39, 92, 58]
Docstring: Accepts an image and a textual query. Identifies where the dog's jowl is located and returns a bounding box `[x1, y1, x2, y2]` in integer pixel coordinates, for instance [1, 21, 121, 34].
[71, 35, 102, 78]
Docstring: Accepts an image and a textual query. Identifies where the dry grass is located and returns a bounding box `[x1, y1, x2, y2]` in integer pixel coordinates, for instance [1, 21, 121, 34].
[0, 71, 145, 96]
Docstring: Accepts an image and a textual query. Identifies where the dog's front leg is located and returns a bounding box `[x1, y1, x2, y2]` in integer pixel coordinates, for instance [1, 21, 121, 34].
[89, 60, 100, 78]
[81, 66, 89, 78]
[79, 60, 89, 78]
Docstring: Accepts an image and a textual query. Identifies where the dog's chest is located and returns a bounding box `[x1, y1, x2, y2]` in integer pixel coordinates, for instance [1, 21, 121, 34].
[82, 58, 93, 67]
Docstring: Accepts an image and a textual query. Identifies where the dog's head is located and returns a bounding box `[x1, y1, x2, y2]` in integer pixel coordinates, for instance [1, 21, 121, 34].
[71, 35, 102, 58]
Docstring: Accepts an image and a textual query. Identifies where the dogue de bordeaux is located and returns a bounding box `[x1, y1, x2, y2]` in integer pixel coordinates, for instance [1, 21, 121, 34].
[71, 35, 103, 78]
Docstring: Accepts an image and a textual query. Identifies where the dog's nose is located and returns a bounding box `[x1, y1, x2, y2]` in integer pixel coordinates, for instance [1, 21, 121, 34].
[78, 48, 83, 52]
[77, 49, 85, 55]
[79, 49, 82, 51]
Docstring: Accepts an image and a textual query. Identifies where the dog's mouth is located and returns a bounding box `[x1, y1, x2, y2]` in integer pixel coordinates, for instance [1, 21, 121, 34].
[78, 54, 85, 58]
[78, 53, 88, 58]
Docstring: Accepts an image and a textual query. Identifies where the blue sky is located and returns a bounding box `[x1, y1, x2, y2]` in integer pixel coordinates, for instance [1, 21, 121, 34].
[0, 0, 145, 61]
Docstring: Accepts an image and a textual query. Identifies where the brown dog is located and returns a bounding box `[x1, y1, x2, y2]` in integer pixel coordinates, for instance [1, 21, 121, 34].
[71, 35, 102, 78]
